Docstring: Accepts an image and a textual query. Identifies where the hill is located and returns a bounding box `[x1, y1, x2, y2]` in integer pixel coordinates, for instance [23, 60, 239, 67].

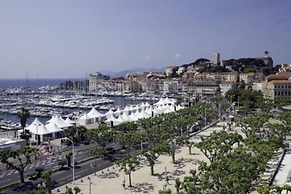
[100, 67, 165, 78]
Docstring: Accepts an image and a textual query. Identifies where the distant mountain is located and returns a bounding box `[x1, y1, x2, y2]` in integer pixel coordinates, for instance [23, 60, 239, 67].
[100, 67, 165, 78]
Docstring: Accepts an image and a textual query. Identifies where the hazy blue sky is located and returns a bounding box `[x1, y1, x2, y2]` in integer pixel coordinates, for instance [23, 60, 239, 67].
[0, 0, 291, 79]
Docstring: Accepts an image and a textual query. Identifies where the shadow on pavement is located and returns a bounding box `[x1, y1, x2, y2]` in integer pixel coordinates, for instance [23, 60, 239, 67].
[97, 171, 120, 179]
[128, 182, 155, 193]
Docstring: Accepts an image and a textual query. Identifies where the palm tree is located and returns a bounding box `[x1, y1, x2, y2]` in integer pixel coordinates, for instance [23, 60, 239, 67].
[65, 150, 73, 167]
[17, 108, 31, 143]
[41, 170, 53, 194]
[65, 187, 73, 194]
[17, 108, 30, 131]
[73, 186, 81, 194]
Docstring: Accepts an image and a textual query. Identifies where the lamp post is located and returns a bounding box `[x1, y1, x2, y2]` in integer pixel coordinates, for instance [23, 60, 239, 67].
[88, 177, 92, 194]
[204, 108, 207, 127]
[64, 137, 75, 185]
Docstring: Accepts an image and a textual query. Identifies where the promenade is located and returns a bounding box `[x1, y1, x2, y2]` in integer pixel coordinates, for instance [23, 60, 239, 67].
[52, 122, 229, 194]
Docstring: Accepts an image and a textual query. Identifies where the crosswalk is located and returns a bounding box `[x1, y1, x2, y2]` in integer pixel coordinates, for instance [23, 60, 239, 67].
[0, 155, 65, 178]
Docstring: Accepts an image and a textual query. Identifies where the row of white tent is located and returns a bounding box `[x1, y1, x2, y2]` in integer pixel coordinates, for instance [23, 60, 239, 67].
[77, 97, 185, 126]
[21, 97, 185, 143]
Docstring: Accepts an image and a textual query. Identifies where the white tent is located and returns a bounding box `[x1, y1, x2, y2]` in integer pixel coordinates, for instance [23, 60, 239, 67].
[154, 105, 167, 115]
[27, 123, 51, 135]
[154, 98, 166, 106]
[114, 107, 122, 117]
[116, 115, 125, 124]
[164, 97, 176, 105]
[145, 107, 154, 117]
[136, 110, 151, 119]
[78, 113, 91, 125]
[87, 107, 104, 122]
[46, 115, 55, 124]
[26, 118, 44, 131]
[123, 105, 130, 113]
[105, 114, 121, 126]
[47, 114, 73, 129]
[65, 117, 76, 125]
[105, 108, 115, 119]
[25, 118, 62, 143]
[45, 122, 64, 133]
[120, 112, 131, 122]
[145, 102, 151, 108]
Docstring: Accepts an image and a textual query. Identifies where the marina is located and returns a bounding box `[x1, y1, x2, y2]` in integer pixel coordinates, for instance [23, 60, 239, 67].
[0, 86, 164, 131]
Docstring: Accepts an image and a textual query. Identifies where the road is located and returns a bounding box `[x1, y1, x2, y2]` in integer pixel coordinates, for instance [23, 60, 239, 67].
[0, 144, 137, 194]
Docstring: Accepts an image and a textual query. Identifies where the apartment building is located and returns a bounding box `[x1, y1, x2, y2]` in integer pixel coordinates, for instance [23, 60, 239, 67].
[262, 75, 291, 100]
[88, 72, 110, 92]
[239, 73, 255, 84]
[185, 81, 219, 96]
[163, 79, 179, 94]
[201, 72, 238, 82]
[219, 81, 235, 96]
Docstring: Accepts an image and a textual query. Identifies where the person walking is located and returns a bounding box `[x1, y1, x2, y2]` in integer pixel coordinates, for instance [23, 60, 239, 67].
[166, 176, 170, 184]
[122, 180, 125, 188]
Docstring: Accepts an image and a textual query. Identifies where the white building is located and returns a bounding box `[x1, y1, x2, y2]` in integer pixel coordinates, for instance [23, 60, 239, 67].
[219, 81, 235, 96]
[88, 72, 110, 92]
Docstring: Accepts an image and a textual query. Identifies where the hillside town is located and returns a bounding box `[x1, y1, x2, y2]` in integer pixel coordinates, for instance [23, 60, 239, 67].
[87, 51, 291, 101]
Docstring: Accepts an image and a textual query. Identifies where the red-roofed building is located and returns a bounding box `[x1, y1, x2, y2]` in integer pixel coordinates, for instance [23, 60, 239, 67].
[262, 75, 291, 100]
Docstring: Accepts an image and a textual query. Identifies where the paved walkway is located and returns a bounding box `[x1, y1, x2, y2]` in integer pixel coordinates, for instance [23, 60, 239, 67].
[52, 122, 231, 194]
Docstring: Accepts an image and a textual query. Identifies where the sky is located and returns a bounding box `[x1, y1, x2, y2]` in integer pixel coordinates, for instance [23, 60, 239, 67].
[0, 0, 291, 79]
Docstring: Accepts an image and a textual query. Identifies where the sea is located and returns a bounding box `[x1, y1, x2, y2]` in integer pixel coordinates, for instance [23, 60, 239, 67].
[0, 79, 73, 88]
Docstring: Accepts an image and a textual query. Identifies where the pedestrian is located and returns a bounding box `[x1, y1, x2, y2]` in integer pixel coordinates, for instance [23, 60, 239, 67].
[166, 176, 170, 184]
[122, 180, 125, 188]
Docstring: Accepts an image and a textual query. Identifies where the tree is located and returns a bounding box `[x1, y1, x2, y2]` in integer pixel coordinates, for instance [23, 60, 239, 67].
[35, 167, 45, 178]
[17, 108, 31, 143]
[65, 127, 77, 143]
[0, 146, 38, 183]
[58, 160, 67, 170]
[114, 131, 141, 156]
[65, 186, 81, 194]
[17, 108, 30, 131]
[86, 123, 112, 150]
[141, 145, 164, 175]
[196, 131, 242, 162]
[238, 114, 270, 138]
[41, 170, 53, 194]
[73, 186, 81, 194]
[210, 94, 223, 117]
[180, 170, 202, 194]
[65, 187, 73, 194]
[89, 147, 106, 171]
[179, 135, 195, 155]
[117, 156, 140, 187]
[65, 150, 73, 167]
[198, 146, 264, 194]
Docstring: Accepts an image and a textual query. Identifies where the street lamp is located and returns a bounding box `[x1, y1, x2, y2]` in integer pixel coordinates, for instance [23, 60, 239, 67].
[204, 108, 207, 127]
[88, 177, 92, 194]
[63, 137, 75, 185]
